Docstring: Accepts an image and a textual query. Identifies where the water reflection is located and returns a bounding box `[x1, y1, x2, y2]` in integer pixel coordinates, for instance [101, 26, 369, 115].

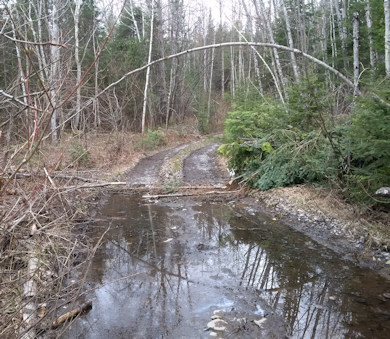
[67, 194, 390, 338]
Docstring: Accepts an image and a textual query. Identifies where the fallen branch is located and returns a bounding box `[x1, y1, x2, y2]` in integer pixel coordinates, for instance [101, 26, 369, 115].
[142, 190, 240, 199]
[51, 300, 92, 329]
[59, 182, 127, 190]
[12, 172, 101, 183]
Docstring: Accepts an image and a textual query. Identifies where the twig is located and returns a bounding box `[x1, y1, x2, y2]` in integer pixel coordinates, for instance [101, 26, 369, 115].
[50, 300, 92, 329]
[58, 182, 127, 190]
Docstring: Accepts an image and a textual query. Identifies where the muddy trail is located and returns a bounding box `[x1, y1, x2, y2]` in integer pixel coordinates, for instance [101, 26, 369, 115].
[64, 140, 390, 339]
[125, 140, 229, 188]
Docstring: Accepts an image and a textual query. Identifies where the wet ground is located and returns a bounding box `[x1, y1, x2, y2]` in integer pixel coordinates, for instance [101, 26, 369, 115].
[66, 194, 390, 338]
[182, 142, 226, 184]
[125, 140, 228, 188]
[64, 140, 390, 338]
[126, 143, 192, 187]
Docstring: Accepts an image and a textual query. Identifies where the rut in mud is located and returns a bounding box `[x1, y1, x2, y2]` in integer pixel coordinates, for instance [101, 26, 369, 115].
[182, 142, 227, 184]
[125, 140, 229, 187]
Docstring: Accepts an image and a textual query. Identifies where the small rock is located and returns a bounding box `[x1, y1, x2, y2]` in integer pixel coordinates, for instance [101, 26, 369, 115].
[213, 309, 225, 316]
[375, 187, 390, 197]
[329, 296, 336, 301]
[206, 319, 228, 331]
[383, 293, 390, 299]
[253, 318, 267, 328]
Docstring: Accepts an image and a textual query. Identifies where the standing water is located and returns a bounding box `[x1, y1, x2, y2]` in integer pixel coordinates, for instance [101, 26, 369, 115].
[66, 193, 390, 338]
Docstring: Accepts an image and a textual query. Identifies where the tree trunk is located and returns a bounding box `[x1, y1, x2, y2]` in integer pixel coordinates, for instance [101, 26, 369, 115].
[72, 0, 82, 130]
[219, 0, 224, 97]
[330, 0, 338, 68]
[353, 12, 360, 94]
[365, 2, 375, 71]
[141, 3, 154, 134]
[49, 0, 60, 142]
[207, 33, 216, 126]
[93, 33, 100, 127]
[128, 0, 141, 42]
[385, 0, 390, 75]
[281, 0, 300, 82]
[156, 0, 167, 126]
[334, 0, 347, 69]
[241, 0, 263, 93]
[258, 0, 287, 98]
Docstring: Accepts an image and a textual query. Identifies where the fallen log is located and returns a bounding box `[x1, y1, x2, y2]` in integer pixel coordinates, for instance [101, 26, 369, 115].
[51, 300, 92, 329]
[142, 190, 240, 199]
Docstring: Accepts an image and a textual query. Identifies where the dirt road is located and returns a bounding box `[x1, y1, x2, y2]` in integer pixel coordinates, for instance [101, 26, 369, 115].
[125, 140, 229, 187]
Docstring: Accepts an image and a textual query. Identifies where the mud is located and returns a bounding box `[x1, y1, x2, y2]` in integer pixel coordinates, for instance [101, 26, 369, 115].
[125, 143, 192, 186]
[66, 195, 390, 338]
[182, 142, 228, 185]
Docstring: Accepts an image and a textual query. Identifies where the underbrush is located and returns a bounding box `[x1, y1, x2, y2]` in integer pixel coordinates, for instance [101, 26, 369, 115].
[135, 128, 167, 151]
[219, 79, 390, 210]
[0, 179, 94, 337]
[0, 127, 200, 337]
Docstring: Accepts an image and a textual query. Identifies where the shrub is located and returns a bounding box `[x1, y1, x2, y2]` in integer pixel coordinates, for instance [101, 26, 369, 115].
[135, 129, 167, 151]
[342, 98, 390, 204]
[220, 84, 390, 207]
[68, 141, 90, 167]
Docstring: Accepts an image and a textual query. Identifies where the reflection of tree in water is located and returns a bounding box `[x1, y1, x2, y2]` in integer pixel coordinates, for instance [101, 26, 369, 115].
[86, 196, 197, 337]
[84, 197, 389, 338]
[229, 212, 389, 338]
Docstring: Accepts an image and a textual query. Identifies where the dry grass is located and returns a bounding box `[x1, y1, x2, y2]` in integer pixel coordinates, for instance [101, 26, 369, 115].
[37, 129, 200, 177]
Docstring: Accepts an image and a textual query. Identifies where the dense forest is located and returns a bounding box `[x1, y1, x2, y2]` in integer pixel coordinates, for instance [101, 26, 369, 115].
[1, 0, 389, 205]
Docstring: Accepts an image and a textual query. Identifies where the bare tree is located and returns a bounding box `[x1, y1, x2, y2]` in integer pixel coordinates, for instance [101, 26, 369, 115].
[385, 0, 390, 75]
[365, 1, 375, 71]
[72, 0, 82, 130]
[49, 0, 61, 142]
[142, 2, 154, 134]
[353, 12, 360, 94]
[281, 0, 299, 82]
[333, 0, 348, 69]
[256, 0, 287, 98]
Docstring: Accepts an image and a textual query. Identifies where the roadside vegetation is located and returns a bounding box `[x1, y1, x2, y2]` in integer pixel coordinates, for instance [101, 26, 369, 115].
[219, 79, 390, 209]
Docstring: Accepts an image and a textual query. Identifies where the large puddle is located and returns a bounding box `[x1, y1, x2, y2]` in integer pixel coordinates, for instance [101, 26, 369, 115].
[67, 194, 390, 338]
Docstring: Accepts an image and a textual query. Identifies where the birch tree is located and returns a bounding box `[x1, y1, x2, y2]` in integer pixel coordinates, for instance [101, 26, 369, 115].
[72, 0, 82, 130]
[257, 0, 287, 98]
[353, 12, 360, 94]
[49, 0, 61, 142]
[365, 1, 375, 71]
[142, 2, 154, 134]
[281, 0, 299, 82]
[385, 0, 390, 75]
[333, 0, 347, 69]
